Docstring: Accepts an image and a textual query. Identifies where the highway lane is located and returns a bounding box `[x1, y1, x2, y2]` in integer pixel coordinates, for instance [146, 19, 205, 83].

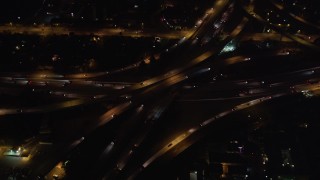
[269, 0, 320, 31]
[63, 101, 148, 180]
[48, 90, 176, 180]
[99, 93, 176, 180]
[179, 69, 320, 101]
[0, 24, 192, 39]
[92, 105, 148, 179]
[241, 1, 320, 51]
[0, 30, 304, 87]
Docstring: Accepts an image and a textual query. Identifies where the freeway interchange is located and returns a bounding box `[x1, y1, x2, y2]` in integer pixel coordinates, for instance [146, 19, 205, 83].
[1, 0, 320, 179]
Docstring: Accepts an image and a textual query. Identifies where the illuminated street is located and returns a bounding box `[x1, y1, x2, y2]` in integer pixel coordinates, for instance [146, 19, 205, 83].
[1, 0, 320, 180]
